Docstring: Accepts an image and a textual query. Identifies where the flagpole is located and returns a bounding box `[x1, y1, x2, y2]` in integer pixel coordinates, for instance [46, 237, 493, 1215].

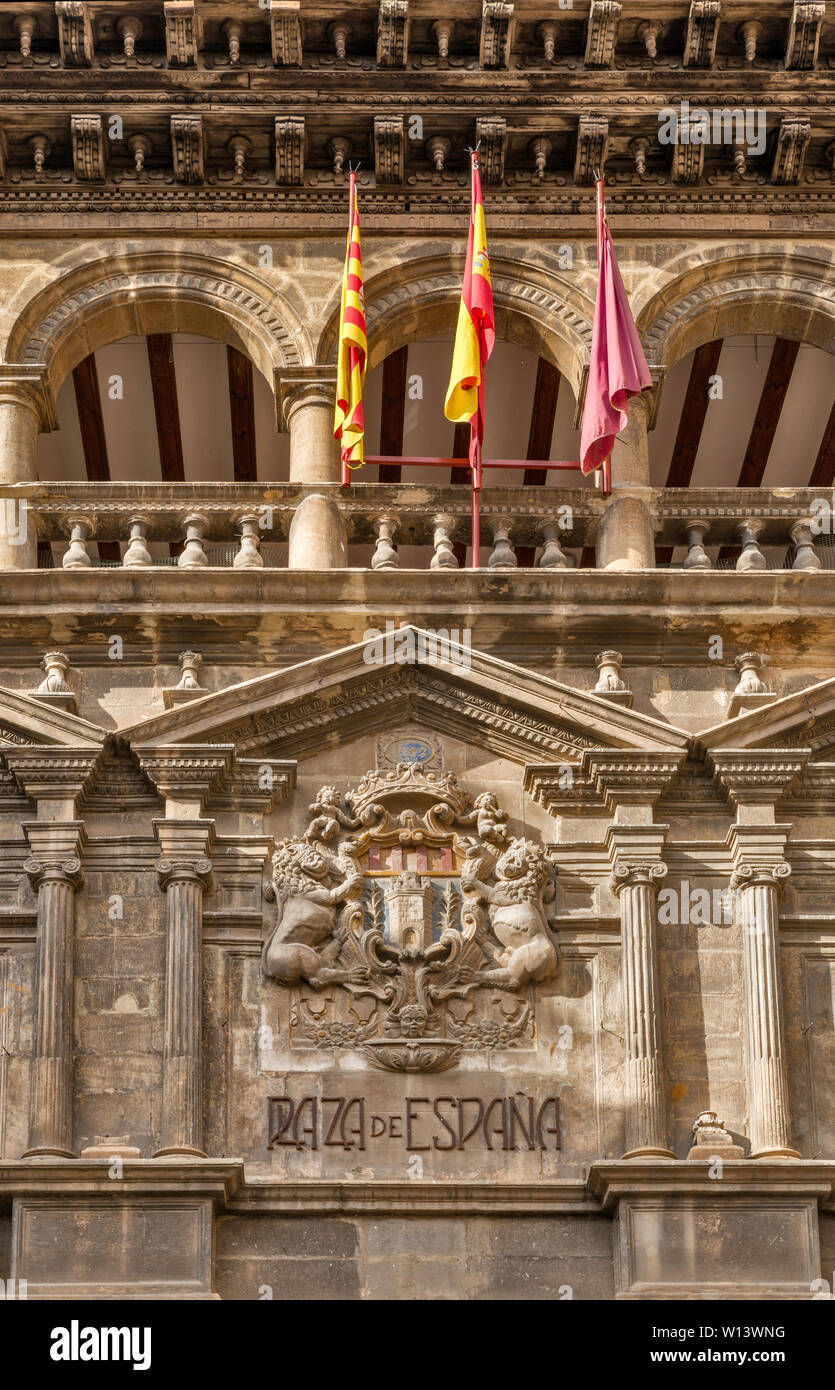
[594, 172, 612, 494]
[470, 149, 481, 569]
[340, 169, 356, 488]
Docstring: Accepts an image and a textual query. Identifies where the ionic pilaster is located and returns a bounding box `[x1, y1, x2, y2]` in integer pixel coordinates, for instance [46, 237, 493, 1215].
[21, 822, 86, 1158]
[154, 823, 214, 1158]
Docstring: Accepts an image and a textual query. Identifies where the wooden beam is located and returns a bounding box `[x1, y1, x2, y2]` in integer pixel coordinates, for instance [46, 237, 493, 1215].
[451, 422, 471, 485]
[656, 338, 723, 565]
[736, 337, 800, 488]
[665, 339, 723, 487]
[72, 354, 120, 562]
[808, 395, 835, 489]
[147, 333, 185, 482]
[227, 346, 258, 482]
[378, 346, 408, 482]
[524, 359, 560, 485]
[519, 358, 561, 565]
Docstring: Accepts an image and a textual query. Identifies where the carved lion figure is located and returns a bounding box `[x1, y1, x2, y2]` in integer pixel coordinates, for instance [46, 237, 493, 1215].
[262, 839, 365, 988]
[460, 837, 559, 988]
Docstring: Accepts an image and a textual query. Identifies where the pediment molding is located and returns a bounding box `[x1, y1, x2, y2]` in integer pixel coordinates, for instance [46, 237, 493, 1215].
[698, 677, 835, 761]
[123, 631, 689, 767]
[0, 686, 105, 750]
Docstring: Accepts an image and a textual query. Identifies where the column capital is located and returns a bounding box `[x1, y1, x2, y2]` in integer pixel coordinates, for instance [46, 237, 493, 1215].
[726, 821, 792, 880]
[0, 365, 58, 431]
[275, 365, 338, 431]
[156, 855, 213, 894]
[730, 861, 791, 893]
[21, 818, 87, 870]
[610, 860, 668, 896]
[23, 854, 84, 892]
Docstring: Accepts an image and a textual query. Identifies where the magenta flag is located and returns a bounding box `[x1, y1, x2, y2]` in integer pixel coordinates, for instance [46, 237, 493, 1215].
[580, 221, 652, 475]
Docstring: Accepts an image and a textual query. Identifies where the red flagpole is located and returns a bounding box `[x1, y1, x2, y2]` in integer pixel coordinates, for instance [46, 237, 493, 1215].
[595, 174, 612, 494]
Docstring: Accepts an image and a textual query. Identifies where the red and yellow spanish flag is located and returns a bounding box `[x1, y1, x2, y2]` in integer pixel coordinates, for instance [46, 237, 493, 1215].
[444, 150, 495, 472]
[334, 171, 368, 476]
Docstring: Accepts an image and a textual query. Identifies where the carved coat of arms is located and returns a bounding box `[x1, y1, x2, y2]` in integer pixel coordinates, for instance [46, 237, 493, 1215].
[262, 765, 560, 1072]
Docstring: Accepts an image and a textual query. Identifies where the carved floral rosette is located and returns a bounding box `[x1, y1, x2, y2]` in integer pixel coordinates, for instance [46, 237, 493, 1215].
[262, 765, 561, 1072]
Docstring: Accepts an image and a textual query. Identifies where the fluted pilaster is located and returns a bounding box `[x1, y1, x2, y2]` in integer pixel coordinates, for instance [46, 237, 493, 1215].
[732, 862, 799, 1159]
[611, 861, 674, 1159]
[155, 855, 213, 1157]
[22, 848, 84, 1158]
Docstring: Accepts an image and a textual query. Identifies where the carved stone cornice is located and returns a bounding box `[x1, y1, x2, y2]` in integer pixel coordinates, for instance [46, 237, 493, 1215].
[135, 745, 234, 807]
[523, 764, 602, 816]
[378, 1, 409, 69]
[582, 750, 685, 811]
[275, 117, 305, 186]
[475, 117, 506, 186]
[374, 115, 405, 185]
[771, 118, 811, 186]
[683, 1, 721, 69]
[671, 142, 705, 186]
[479, 2, 515, 70]
[3, 748, 99, 803]
[574, 116, 608, 187]
[585, 1, 621, 69]
[708, 749, 810, 808]
[70, 114, 106, 182]
[209, 758, 296, 813]
[164, 0, 202, 68]
[610, 861, 667, 896]
[170, 114, 204, 185]
[730, 861, 791, 894]
[786, 2, 824, 70]
[56, 2, 94, 68]
[270, 0, 303, 67]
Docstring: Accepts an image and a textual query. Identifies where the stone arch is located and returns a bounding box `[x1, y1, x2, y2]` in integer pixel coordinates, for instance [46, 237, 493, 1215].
[638, 248, 835, 370]
[316, 253, 594, 398]
[5, 249, 313, 395]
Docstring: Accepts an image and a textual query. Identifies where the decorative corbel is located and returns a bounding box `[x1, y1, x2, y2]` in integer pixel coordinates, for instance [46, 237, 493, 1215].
[270, 0, 303, 67]
[56, 1, 94, 67]
[585, 0, 621, 68]
[71, 114, 106, 182]
[275, 117, 305, 185]
[479, 1, 515, 70]
[377, 1, 409, 68]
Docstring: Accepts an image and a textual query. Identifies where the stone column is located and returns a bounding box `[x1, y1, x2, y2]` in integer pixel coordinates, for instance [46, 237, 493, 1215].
[585, 750, 685, 1159]
[21, 824, 85, 1158]
[276, 366, 340, 483]
[610, 859, 673, 1158]
[277, 367, 347, 569]
[155, 836, 213, 1158]
[731, 861, 798, 1159]
[710, 750, 808, 1160]
[0, 368, 56, 570]
[595, 391, 655, 572]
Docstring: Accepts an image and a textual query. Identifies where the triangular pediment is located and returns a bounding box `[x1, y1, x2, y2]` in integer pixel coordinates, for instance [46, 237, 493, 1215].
[698, 676, 835, 761]
[0, 686, 105, 749]
[122, 628, 689, 765]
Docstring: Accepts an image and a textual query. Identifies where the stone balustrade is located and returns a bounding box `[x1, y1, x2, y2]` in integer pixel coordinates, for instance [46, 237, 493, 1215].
[1, 481, 833, 572]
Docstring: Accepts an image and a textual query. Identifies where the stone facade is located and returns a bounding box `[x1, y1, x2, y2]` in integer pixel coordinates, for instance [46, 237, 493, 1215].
[0, 1, 834, 1302]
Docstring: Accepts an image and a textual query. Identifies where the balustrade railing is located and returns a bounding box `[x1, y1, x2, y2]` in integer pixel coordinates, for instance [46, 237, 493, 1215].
[1, 481, 832, 573]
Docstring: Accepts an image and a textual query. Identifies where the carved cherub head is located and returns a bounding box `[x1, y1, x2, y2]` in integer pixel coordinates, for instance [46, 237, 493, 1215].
[399, 1004, 428, 1037]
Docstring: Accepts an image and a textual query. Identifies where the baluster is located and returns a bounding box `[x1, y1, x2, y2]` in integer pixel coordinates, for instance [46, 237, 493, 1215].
[538, 520, 570, 569]
[790, 520, 821, 571]
[431, 514, 458, 570]
[488, 520, 517, 571]
[234, 512, 264, 570]
[682, 519, 711, 570]
[372, 514, 399, 570]
[63, 516, 92, 569]
[736, 520, 766, 571]
[178, 512, 209, 569]
[123, 514, 152, 568]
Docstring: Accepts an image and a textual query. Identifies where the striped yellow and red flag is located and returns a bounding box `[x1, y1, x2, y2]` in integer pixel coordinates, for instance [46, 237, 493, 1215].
[444, 150, 495, 474]
[334, 171, 368, 477]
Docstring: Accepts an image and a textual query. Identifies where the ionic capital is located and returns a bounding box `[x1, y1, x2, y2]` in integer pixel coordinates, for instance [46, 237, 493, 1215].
[156, 856, 213, 893]
[610, 861, 668, 896]
[730, 861, 791, 894]
[23, 855, 83, 892]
